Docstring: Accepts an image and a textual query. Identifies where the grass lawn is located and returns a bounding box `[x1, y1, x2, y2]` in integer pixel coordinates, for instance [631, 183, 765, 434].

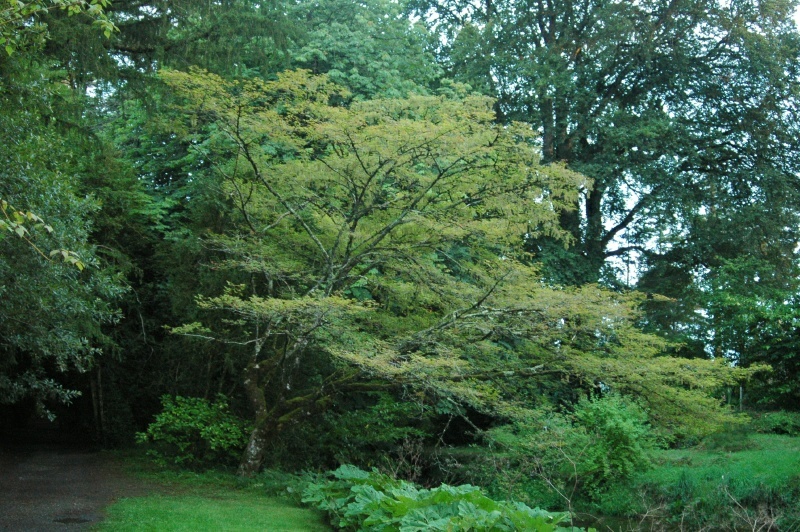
[97, 492, 330, 531]
[95, 458, 330, 531]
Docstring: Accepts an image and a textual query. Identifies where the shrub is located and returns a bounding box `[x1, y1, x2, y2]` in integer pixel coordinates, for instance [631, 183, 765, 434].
[322, 393, 429, 471]
[438, 395, 658, 517]
[136, 394, 251, 469]
[570, 394, 657, 493]
[464, 411, 577, 510]
[751, 411, 800, 436]
[302, 465, 575, 531]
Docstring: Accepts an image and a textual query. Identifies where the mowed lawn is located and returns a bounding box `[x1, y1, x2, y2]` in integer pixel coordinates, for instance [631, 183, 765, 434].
[97, 488, 330, 531]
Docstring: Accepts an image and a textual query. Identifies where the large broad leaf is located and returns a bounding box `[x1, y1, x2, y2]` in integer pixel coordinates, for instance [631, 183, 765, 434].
[332, 464, 371, 481]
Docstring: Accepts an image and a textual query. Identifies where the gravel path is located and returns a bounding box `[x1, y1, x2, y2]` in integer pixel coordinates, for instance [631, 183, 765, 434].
[0, 442, 153, 531]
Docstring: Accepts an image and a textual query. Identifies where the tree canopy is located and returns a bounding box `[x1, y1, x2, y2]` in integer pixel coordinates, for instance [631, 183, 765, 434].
[0, 60, 124, 417]
[412, 0, 800, 282]
[162, 68, 759, 474]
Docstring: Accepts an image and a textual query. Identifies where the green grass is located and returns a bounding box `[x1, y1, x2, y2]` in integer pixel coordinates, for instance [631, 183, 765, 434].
[596, 433, 800, 529]
[640, 433, 800, 494]
[95, 455, 330, 531]
[97, 492, 330, 531]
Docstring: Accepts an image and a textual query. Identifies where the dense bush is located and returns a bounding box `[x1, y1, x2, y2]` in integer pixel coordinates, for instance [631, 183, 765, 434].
[469, 394, 657, 508]
[246, 394, 430, 473]
[136, 394, 251, 469]
[302, 465, 575, 531]
[751, 410, 800, 436]
[570, 394, 657, 492]
[323, 394, 430, 470]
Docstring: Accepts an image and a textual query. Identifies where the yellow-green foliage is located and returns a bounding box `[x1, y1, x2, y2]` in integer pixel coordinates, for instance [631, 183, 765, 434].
[160, 68, 585, 299]
[162, 68, 761, 470]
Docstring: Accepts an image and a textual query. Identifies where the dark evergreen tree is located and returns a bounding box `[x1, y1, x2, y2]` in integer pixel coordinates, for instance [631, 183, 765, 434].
[410, 0, 800, 286]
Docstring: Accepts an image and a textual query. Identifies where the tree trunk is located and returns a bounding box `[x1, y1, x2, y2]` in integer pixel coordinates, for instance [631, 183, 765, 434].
[238, 424, 270, 476]
[540, 97, 555, 163]
[98, 365, 106, 445]
[90, 370, 100, 440]
[583, 185, 606, 278]
[238, 361, 270, 476]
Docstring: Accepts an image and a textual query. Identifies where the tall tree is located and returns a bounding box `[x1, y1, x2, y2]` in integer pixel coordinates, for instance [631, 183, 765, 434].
[289, 0, 442, 98]
[163, 69, 756, 474]
[411, 0, 800, 286]
[0, 57, 125, 419]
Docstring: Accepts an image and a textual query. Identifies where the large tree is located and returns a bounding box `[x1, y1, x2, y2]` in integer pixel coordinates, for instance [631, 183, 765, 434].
[0, 57, 125, 419]
[163, 69, 756, 474]
[411, 0, 800, 286]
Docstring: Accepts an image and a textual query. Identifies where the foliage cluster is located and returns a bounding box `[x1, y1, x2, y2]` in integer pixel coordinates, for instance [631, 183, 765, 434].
[302, 465, 574, 531]
[567, 395, 657, 493]
[0, 198, 53, 243]
[454, 395, 658, 511]
[321, 393, 430, 467]
[0, 0, 115, 56]
[136, 395, 251, 469]
[0, 62, 127, 418]
[751, 410, 800, 436]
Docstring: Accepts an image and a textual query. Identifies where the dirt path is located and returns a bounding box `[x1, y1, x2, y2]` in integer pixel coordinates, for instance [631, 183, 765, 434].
[0, 443, 154, 531]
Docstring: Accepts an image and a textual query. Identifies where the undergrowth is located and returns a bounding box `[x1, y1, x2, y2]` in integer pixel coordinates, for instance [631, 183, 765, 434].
[598, 433, 800, 530]
[302, 464, 579, 531]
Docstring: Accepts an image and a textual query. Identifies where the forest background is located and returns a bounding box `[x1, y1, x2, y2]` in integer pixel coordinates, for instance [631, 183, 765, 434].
[2, 0, 800, 528]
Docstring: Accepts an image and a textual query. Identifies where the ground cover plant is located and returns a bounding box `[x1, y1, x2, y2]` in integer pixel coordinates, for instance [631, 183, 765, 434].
[302, 465, 575, 531]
